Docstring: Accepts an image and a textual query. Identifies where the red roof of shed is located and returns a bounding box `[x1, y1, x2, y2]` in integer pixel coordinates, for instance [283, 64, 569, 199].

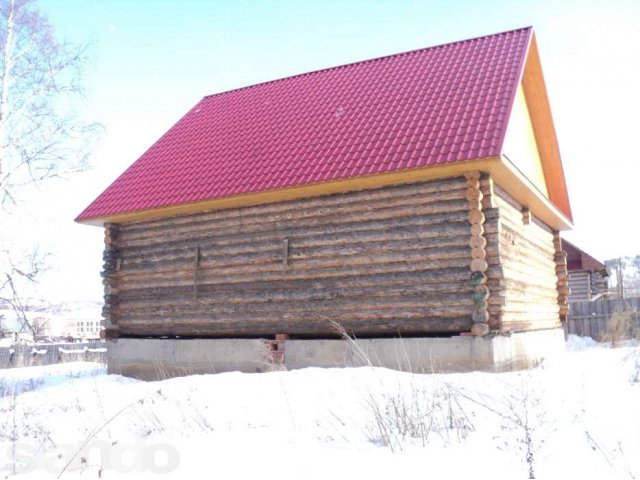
[562, 240, 607, 272]
[78, 27, 535, 222]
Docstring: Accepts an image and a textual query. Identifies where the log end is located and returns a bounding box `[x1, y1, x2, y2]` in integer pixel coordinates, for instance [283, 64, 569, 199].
[470, 322, 490, 336]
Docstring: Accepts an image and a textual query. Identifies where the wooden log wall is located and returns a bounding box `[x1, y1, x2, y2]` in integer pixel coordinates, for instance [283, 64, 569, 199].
[554, 233, 570, 319]
[465, 171, 490, 337]
[102, 223, 120, 338]
[567, 270, 592, 302]
[102, 177, 477, 338]
[566, 268, 609, 303]
[485, 184, 562, 332]
[479, 175, 504, 332]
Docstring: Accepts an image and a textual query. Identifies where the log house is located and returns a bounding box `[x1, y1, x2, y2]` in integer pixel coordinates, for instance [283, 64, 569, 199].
[77, 27, 574, 372]
[562, 240, 609, 302]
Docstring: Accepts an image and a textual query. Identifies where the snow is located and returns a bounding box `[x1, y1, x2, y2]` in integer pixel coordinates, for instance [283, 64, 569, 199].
[567, 333, 639, 350]
[58, 347, 108, 354]
[566, 333, 601, 351]
[0, 362, 106, 396]
[0, 340, 639, 479]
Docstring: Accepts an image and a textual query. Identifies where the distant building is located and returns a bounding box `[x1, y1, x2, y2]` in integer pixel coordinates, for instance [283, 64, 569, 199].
[54, 302, 104, 341]
[0, 301, 103, 343]
[562, 240, 609, 302]
[73, 319, 102, 340]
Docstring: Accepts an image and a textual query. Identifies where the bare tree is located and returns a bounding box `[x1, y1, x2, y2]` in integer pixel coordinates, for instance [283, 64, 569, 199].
[0, 0, 98, 334]
[0, 247, 49, 336]
[0, 0, 98, 203]
[30, 314, 49, 337]
[0, 309, 7, 336]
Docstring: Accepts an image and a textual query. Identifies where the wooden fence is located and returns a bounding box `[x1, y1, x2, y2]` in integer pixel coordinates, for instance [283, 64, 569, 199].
[566, 298, 640, 341]
[0, 342, 107, 369]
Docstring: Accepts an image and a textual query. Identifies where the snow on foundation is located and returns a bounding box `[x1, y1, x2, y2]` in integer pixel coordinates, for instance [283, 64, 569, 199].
[0, 342, 638, 479]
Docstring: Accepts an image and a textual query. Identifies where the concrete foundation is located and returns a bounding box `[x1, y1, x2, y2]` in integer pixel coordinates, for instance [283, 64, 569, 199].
[108, 329, 566, 380]
[107, 338, 272, 380]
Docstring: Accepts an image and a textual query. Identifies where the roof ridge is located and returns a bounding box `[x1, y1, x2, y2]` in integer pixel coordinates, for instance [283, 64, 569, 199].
[202, 26, 533, 101]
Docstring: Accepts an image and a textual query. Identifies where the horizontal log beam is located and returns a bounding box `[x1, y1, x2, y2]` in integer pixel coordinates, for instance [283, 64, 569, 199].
[116, 315, 473, 337]
[120, 176, 468, 234]
[119, 196, 468, 246]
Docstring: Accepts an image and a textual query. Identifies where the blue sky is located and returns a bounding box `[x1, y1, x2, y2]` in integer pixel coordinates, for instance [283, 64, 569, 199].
[20, 0, 640, 303]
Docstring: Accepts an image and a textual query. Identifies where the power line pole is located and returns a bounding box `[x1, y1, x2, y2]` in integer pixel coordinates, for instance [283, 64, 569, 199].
[616, 258, 625, 299]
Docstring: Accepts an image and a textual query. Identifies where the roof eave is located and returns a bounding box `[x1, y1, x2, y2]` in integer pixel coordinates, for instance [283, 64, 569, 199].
[75, 157, 503, 226]
[493, 154, 573, 231]
[76, 154, 572, 231]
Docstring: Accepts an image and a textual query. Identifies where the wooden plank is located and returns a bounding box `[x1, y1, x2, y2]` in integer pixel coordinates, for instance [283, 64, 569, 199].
[565, 298, 640, 340]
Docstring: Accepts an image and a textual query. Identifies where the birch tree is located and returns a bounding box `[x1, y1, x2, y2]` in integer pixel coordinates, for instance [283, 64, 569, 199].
[0, 0, 97, 203]
[0, 0, 97, 337]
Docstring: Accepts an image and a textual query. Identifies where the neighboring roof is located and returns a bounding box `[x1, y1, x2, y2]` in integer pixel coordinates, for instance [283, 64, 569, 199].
[563, 239, 607, 272]
[77, 27, 569, 224]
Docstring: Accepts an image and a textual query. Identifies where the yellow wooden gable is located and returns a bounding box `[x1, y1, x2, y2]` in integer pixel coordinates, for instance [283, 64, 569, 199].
[502, 84, 549, 198]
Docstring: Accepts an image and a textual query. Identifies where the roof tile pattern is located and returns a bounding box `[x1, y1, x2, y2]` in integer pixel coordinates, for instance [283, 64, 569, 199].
[78, 27, 532, 220]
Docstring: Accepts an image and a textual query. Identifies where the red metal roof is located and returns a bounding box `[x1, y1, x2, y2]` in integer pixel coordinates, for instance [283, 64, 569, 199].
[563, 239, 607, 272]
[77, 27, 533, 221]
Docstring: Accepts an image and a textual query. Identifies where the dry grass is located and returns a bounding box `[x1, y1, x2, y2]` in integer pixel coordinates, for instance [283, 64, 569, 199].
[328, 321, 474, 452]
[452, 371, 548, 479]
[601, 307, 639, 347]
[364, 380, 474, 452]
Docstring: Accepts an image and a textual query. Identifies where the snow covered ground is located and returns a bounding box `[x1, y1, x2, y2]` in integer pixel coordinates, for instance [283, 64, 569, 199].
[0, 336, 638, 479]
